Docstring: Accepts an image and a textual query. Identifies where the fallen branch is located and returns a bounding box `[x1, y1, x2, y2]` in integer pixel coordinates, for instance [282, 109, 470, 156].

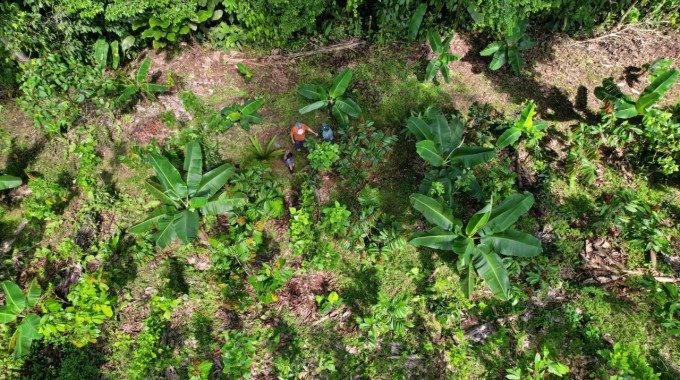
[286, 40, 365, 59]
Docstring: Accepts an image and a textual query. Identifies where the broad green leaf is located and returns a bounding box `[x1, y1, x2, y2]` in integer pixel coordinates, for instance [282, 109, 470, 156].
[129, 209, 174, 234]
[517, 101, 535, 131]
[93, 39, 109, 67]
[335, 98, 362, 117]
[460, 262, 476, 300]
[431, 112, 451, 151]
[466, 202, 491, 236]
[299, 100, 328, 114]
[329, 68, 352, 99]
[594, 77, 629, 102]
[183, 141, 203, 196]
[507, 48, 522, 75]
[0, 175, 21, 191]
[408, 3, 427, 41]
[489, 50, 507, 71]
[140, 83, 169, 93]
[409, 227, 459, 250]
[406, 116, 432, 141]
[518, 36, 535, 50]
[299, 83, 325, 100]
[474, 249, 510, 301]
[144, 180, 180, 207]
[427, 30, 442, 53]
[442, 34, 455, 50]
[241, 98, 265, 116]
[172, 210, 199, 244]
[153, 217, 177, 248]
[26, 280, 41, 308]
[2, 281, 27, 314]
[448, 115, 465, 150]
[111, 41, 120, 69]
[496, 127, 522, 148]
[452, 237, 475, 256]
[197, 9, 213, 22]
[409, 194, 460, 230]
[118, 85, 139, 103]
[13, 314, 42, 359]
[166, 32, 177, 42]
[195, 163, 234, 198]
[481, 229, 542, 257]
[450, 146, 496, 168]
[440, 65, 451, 83]
[482, 192, 534, 235]
[121, 36, 135, 52]
[0, 306, 18, 323]
[201, 193, 248, 215]
[425, 59, 440, 82]
[148, 153, 188, 199]
[613, 99, 638, 119]
[480, 41, 502, 56]
[635, 92, 660, 115]
[332, 104, 350, 126]
[136, 58, 151, 83]
[640, 69, 678, 100]
[416, 140, 444, 166]
[188, 196, 208, 209]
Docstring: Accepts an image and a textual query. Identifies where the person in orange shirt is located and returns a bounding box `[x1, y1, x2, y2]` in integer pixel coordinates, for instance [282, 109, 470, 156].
[290, 122, 318, 152]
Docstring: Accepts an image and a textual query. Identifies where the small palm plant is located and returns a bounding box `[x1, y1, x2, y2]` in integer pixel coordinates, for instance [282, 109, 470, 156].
[129, 141, 247, 248]
[248, 135, 285, 161]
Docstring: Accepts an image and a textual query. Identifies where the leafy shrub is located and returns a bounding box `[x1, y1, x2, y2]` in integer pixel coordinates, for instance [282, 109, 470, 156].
[40, 273, 114, 348]
[248, 259, 293, 304]
[496, 101, 548, 150]
[506, 346, 569, 379]
[322, 201, 351, 236]
[336, 121, 397, 189]
[221, 330, 257, 378]
[22, 178, 69, 221]
[480, 17, 535, 76]
[18, 54, 117, 133]
[118, 57, 169, 105]
[598, 342, 660, 380]
[356, 292, 414, 348]
[289, 185, 317, 256]
[425, 31, 460, 83]
[248, 135, 285, 161]
[307, 142, 340, 171]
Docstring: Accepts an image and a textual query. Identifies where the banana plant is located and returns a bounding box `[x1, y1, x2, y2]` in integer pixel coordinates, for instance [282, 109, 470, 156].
[595, 61, 678, 119]
[298, 68, 362, 126]
[0, 175, 21, 191]
[118, 57, 169, 104]
[92, 36, 135, 69]
[480, 18, 534, 76]
[425, 31, 460, 83]
[406, 107, 496, 205]
[0, 280, 42, 359]
[409, 192, 541, 300]
[496, 101, 548, 149]
[129, 141, 247, 248]
[214, 98, 265, 131]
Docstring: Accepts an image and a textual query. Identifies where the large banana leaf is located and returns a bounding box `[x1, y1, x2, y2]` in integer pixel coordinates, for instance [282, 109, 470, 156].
[144, 180, 181, 208]
[474, 248, 510, 301]
[489, 49, 507, 71]
[139, 83, 169, 94]
[201, 193, 248, 215]
[594, 78, 633, 103]
[26, 280, 41, 309]
[447, 115, 465, 150]
[408, 227, 459, 250]
[425, 59, 441, 82]
[129, 207, 175, 234]
[0, 175, 21, 191]
[452, 236, 475, 256]
[408, 3, 427, 41]
[640, 69, 678, 100]
[136, 57, 151, 83]
[507, 48, 522, 75]
[0, 306, 17, 323]
[496, 126, 522, 148]
[450, 146, 495, 168]
[93, 39, 109, 67]
[481, 229, 542, 257]
[466, 202, 491, 236]
[299, 83, 326, 100]
[148, 153, 188, 199]
[335, 97, 362, 117]
[111, 40, 120, 69]
[195, 163, 234, 198]
[480, 41, 503, 56]
[481, 192, 534, 235]
[2, 281, 26, 314]
[431, 113, 451, 151]
[427, 30, 443, 53]
[332, 104, 350, 126]
[12, 313, 42, 359]
[299, 100, 328, 114]
[183, 141, 203, 196]
[416, 140, 444, 166]
[460, 262, 477, 300]
[517, 102, 535, 131]
[406, 116, 432, 141]
[409, 194, 460, 230]
[240, 98, 265, 116]
[329, 68, 352, 99]
[152, 216, 178, 248]
[614, 100, 639, 119]
[172, 209, 199, 244]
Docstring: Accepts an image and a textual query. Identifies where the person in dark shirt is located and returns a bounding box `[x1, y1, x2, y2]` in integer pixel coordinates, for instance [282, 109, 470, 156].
[283, 150, 295, 173]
